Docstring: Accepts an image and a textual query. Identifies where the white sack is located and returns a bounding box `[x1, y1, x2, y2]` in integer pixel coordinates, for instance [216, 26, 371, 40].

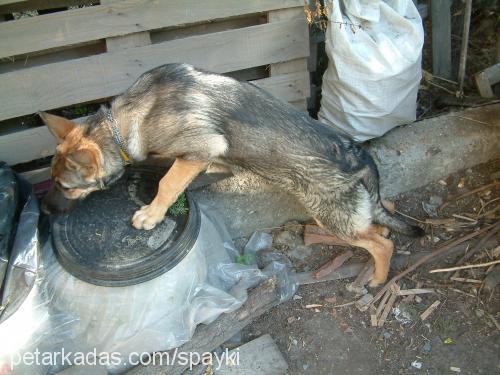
[318, 0, 424, 141]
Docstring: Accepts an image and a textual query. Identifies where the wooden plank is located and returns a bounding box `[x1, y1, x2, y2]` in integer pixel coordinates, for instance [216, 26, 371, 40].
[102, 0, 151, 52]
[0, 18, 308, 121]
[105, 31, 151, 51]
[270, 57, 308, 75]
[475, 63, 500, 98]
[431, 0, 452, 79]
[1, 125, 57, 165]
[0, 71, 309, 165]
[290, 99, 308, 111]
[0, 41, 105, 74]
[268, 7, 309, 112]
[0, 0, 27, 6]
[254, 71, 309, 102]
[151, 14, 265, 44]
[0, 1, 93, 15]
[0, 0, 302, 59]
[20, 166, 51, 184]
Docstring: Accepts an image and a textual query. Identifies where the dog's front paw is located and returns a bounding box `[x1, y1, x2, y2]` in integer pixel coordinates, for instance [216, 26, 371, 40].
[132, 204, 165, 230]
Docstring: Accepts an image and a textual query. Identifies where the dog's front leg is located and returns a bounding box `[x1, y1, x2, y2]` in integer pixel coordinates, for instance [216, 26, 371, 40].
[132, 158, 208, 230]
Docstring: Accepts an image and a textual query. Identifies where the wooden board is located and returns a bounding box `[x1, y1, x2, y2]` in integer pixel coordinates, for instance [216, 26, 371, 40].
[0, 0, 302, 59]
[0, 18, 308, 121]
[0, 71, 309, 165]
[0, 1, 93, 14]
[268, 7, 309, 111]
[475, 63, 500, 98]
[431, 0, 452, 79]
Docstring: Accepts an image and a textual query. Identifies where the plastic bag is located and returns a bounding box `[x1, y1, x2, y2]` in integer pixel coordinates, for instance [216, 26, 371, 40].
[0, 195, 297, 374]
[0, 163, 18, 287]
[318, 0, 424, 141]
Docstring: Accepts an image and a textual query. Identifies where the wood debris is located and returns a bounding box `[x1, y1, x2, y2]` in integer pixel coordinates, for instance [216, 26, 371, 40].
[346, 258, 375, 295]
[450, 277, 483, 284]
[420, 300, 441, 321]
[439, 181, 499, 211]
[305, 304, 323, 309]
[355, 293, 373, 312]
[377, 290, 398, 327]
[369, 284, 400, 328]
[398, 288, 436, 296]
[314, 250, 354, 278]
[303, 224, 349, 246]
[370, 223, 496, 306]
[430, 259, 500, 273]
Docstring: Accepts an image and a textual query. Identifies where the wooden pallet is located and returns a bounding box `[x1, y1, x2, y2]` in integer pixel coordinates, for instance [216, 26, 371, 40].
[0, 0, 310, 181]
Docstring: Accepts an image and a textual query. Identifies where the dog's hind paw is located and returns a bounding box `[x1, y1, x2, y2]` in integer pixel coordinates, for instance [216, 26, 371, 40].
[132, 204, 165, 230]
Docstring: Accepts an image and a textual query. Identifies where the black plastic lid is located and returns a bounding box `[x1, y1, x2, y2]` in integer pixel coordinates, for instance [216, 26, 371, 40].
[51, 167, 200, 287]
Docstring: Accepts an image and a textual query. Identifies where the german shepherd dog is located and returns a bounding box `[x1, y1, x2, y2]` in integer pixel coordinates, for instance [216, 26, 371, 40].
[40, 63, 423, 286]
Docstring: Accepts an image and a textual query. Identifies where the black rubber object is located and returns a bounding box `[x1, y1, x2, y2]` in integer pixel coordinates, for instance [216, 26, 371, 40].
[51, 167, 199, 287]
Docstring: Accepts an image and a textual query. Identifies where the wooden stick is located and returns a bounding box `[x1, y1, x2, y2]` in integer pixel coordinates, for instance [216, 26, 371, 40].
[430, 259, 500, 273]
[369, 223, 496, 306]
[314, 250, 354, 278]
[303, 224, 349, 246]
[377, 290, 397, 327]
[398, 288, 436, 296]
[455, 221, 500, 265]
[456, 0, 472, 95]
[351, 258, 375, 287]
[420, 300, 441, 321]
[439, 181, 500, 211]
[450, 277, 482, 284]
[297, 263, 364, 285]
[374, 288, 392, 320]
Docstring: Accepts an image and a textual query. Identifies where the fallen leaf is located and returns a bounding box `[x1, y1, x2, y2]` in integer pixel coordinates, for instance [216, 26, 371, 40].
[324, 296, 337, 304]
[457, 177, 465, 189]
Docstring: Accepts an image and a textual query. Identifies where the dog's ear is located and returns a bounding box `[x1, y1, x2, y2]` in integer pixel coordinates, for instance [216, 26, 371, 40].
[39, 112, 77, 143]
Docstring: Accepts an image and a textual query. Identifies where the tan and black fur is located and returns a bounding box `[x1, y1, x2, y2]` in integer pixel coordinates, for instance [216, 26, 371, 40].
[41, 63, 423, 286]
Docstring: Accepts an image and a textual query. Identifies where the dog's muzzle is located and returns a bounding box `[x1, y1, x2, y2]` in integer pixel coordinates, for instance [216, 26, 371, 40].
[42, 169, 125, 214]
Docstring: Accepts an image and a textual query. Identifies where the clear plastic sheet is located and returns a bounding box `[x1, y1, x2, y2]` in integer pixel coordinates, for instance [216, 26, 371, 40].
[0, 163, 18, 287]
[0, 194, 297, 374]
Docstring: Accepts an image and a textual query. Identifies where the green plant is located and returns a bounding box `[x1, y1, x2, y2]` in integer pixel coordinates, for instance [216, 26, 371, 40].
[235, 254, 254, 265]
[168, 193, 188, 216]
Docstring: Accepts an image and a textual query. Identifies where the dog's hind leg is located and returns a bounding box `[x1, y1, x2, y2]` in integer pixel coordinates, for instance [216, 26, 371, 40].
[346, 226, 394, 287]
[372, 224, 390, 238]
[132, 158, 208, 230]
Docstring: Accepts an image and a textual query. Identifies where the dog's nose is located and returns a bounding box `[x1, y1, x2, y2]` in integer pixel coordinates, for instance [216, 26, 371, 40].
[41, 183, 76, 214]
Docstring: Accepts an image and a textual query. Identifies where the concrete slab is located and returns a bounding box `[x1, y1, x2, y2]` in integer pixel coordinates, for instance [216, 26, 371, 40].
[214, 334, 288, 375]
[193, 104, 500, 239]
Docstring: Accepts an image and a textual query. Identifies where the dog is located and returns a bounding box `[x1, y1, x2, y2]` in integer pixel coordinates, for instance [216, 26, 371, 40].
[40, 63, 423, 286]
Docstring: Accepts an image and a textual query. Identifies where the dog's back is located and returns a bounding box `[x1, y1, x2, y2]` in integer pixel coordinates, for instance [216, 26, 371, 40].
[115, 63, 422, 241]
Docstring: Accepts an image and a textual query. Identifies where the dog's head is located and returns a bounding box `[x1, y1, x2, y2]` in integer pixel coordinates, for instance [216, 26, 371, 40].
[40, 112, 124, 213]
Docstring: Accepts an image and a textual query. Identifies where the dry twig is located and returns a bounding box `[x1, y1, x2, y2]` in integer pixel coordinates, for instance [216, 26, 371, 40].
[369, 223, 496, 306]
[430, 259, 500, 273]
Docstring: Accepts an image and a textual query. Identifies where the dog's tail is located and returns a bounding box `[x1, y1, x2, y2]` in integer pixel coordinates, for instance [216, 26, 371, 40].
[372, 203, 425, 237]
[355, 149, 424, 237]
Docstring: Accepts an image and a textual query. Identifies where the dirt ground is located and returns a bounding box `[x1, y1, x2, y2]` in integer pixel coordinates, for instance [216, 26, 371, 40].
[238, 159, 499, 375]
